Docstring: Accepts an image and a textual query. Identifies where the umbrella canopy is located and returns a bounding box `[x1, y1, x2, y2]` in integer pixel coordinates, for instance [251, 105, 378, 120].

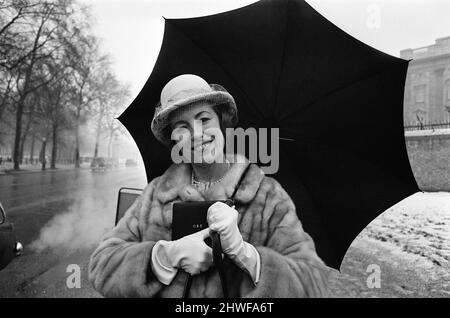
[118, 0, 419, 269]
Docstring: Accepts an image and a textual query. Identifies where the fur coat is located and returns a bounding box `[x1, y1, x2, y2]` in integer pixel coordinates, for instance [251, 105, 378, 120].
[88, 155, 330, 298]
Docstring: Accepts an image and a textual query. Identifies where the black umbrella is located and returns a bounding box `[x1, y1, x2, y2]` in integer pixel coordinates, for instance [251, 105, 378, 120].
[118, 0, 419, 269]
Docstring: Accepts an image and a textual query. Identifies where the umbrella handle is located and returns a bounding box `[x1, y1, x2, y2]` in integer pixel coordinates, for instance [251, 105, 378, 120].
[183, 275, 193, 298]
[212, 231, 229, 298]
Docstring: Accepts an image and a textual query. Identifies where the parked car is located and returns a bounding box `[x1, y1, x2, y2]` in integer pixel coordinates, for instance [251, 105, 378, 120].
[0, 201, 22, 271]
[125, 158, 138, 167]
[90, 157, 113, 171]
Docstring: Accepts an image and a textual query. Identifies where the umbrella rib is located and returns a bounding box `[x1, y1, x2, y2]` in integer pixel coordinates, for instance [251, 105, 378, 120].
[277, 60, 409, 123]
[165, 19, 265, 120]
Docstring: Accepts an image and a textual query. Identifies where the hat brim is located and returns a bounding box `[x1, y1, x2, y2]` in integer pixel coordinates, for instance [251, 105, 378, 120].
[151, 90, 237, 147]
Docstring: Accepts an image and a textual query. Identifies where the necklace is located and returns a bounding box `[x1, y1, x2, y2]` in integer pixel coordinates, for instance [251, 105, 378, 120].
[191, 159, 231, 188]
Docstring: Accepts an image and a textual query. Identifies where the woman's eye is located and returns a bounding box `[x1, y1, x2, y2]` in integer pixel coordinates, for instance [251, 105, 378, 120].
[201, 118, 210, 123]
[174, 124, 187, 130]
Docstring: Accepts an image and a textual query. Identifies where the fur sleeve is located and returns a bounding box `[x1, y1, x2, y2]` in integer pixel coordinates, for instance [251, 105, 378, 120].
[239, 178, 330, 298]
[88, 178, 164, 298]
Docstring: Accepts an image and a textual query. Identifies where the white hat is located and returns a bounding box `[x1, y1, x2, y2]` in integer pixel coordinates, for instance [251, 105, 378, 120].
[151, 74, 238, 147]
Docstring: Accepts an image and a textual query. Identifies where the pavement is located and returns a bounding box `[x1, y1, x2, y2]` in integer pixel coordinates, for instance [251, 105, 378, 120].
[0, 163, 87, 175]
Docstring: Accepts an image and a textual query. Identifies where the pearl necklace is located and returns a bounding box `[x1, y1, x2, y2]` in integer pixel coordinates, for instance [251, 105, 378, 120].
[191, 159, 231, 189]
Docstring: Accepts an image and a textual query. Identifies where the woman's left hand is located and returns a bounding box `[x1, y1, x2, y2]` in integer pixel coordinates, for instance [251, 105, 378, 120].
[207, 201, 261, 284]
[207, 201, 243, 256]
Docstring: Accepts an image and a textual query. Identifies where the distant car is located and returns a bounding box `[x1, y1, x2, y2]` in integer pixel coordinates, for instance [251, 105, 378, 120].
[90, 157, 113, 171]
[0, 201, 22, 271]
[125, 159, 138, 167]
[110, 157, 120, 168]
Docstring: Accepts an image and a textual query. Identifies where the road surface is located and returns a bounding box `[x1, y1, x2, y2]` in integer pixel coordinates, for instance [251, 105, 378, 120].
[0, 166, 147, 297]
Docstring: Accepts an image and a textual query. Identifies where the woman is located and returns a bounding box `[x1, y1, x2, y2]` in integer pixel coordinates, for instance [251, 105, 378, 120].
[88, 74, 329, 298]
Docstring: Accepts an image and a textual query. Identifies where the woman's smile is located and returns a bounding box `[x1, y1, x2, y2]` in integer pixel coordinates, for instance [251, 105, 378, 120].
[192, 137, 215, 152]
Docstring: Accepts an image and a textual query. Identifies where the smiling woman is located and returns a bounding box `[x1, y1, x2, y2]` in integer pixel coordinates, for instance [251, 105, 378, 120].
[88, 74, 330, 298]
[169, 104, 226, 165]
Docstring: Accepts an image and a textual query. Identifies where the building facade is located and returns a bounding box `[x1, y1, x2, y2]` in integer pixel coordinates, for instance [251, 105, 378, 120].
[401, 36, 450, 126]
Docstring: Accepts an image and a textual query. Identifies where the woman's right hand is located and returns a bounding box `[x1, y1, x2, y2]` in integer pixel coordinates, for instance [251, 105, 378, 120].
[154, 228, 213, 276]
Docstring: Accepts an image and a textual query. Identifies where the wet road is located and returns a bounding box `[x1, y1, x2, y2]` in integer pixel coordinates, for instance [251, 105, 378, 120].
[0, 166, 147, 297]
[1, 166, 147, 215]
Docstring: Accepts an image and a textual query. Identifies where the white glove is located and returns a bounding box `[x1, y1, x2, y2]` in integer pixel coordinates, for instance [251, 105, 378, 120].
[151, 228, 213, 285]
[207, 201, 261, 284]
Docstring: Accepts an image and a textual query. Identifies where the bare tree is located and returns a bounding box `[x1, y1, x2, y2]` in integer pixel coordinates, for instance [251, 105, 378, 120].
[103, 84, 131, 158]
[38, 80, 71, 168]
[37, 45, 76, 168]
[0, 1, 44, 38]
[1, 1, 131, 168]
[0, 71, 13, 124]
[4, 1, 75, 170]
[18, 98, 36, 163]
[64, 31, 106, 166]
[90, 65, 120, 159]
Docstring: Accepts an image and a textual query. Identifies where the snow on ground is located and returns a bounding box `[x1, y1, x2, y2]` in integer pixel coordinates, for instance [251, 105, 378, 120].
[328, 191, 450, 297]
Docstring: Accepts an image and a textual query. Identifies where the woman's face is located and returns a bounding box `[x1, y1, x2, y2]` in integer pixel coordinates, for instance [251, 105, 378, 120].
[169, 103, 225, 164]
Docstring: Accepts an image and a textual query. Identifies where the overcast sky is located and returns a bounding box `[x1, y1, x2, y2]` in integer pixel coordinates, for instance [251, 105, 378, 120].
[79, 0, 450, 100]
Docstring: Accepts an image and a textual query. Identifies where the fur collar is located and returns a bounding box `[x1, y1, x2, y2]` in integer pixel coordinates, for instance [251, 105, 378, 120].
[155, 154, 265, 205]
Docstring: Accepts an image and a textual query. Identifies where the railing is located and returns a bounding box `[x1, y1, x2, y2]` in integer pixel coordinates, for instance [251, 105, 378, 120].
[404, 121, 450, 131]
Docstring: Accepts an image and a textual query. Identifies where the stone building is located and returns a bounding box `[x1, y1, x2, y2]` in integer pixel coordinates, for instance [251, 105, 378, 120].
[401, 36, 450, 126]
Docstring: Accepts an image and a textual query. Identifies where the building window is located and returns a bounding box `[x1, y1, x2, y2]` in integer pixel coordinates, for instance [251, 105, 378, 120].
[414, 85, 426, 103]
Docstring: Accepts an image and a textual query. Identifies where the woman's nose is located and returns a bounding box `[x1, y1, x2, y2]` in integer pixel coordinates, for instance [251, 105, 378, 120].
[192, 120, 204, 139]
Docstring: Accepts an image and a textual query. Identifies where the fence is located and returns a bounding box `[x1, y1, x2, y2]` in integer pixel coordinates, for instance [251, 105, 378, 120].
[404, 120, 450, 131]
